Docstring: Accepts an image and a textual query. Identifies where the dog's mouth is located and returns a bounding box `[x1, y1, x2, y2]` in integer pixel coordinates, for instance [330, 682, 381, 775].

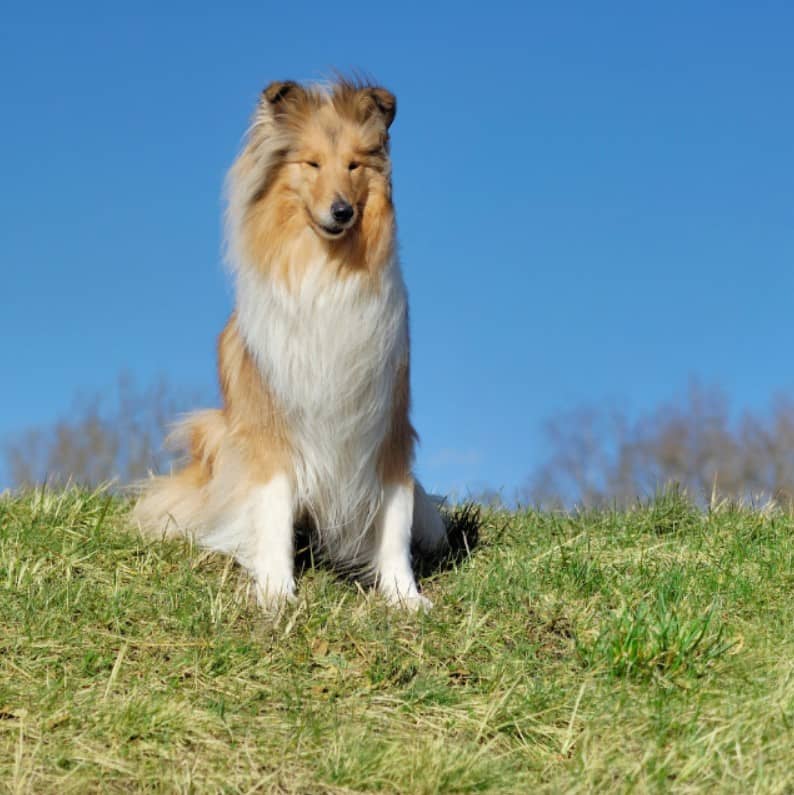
[310, 214, 356, 241]
[318, 222, 346, 238]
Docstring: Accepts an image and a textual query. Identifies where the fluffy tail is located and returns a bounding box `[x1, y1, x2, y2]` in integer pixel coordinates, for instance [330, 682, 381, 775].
[131, 409, 228, 539]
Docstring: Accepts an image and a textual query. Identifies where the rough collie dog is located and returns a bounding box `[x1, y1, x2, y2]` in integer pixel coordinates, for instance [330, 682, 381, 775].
[133, 78, 447, 610]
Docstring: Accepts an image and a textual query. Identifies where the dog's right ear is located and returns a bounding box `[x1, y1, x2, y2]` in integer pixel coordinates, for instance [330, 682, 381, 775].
[255, 82, 306, 134]
[260, 81, 306, 121]
[262, 80, 300, 104]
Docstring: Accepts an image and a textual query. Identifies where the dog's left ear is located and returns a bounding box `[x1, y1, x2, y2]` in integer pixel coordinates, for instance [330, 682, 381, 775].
[360, 87, 396, 129]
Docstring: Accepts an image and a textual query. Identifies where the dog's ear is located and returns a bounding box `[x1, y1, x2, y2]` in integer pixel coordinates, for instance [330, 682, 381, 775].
[262, 80, 300, 104]
[260, 80, 306, 120]
[359, 87, 396, 129]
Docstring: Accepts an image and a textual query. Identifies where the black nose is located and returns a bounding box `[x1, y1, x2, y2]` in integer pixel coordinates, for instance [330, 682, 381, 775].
[330, 199, 354, 224]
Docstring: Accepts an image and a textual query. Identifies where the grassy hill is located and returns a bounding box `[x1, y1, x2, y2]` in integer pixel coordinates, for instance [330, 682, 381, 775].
[1, 487, 792, 793]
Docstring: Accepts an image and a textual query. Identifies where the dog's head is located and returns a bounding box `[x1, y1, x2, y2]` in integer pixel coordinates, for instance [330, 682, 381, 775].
[231, 78, 396, 251]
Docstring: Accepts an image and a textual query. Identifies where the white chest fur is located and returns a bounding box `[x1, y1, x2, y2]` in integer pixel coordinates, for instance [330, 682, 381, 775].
[235, 258, 409, 550]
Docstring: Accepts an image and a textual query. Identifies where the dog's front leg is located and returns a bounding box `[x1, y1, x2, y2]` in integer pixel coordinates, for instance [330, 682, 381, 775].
[249, 473, 296, 609]
[374, 480, 432, 611]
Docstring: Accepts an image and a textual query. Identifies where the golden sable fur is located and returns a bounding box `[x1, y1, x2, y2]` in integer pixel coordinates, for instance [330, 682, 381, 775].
[134, 78, 447, 610]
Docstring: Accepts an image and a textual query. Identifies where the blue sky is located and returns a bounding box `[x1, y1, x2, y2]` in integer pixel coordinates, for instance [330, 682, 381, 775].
[2, 2, 793, 497]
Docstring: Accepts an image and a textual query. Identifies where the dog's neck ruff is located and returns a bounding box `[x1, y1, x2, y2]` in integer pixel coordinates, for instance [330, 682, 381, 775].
[235, 254, 409, 557]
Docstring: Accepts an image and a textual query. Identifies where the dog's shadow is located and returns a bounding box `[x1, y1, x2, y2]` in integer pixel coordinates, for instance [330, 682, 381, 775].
[412, 502, 482, 579]
[293, 502, 483, 586]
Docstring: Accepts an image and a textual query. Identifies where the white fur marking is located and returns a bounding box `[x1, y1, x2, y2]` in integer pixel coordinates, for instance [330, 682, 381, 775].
[248, 474, 296, 606]
[235, 258, 408, 562]
[375, 481, 430, 610]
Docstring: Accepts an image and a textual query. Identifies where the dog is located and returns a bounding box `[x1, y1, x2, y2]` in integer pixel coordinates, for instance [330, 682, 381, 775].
[133, 77, 448, 610]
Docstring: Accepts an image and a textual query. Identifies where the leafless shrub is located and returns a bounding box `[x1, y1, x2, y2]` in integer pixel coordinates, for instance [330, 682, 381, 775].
[524, 382, 794, 509]
[4, 373, 204, 489]
[8, 374, 794, 509]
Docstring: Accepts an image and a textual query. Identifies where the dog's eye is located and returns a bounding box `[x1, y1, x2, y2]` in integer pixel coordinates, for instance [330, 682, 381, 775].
[348, 162, 359, 171]
[306, 161, 320, 169]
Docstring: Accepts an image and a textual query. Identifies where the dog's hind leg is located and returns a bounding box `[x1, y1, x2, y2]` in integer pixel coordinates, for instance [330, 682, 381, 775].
[132, 463, 208, 540]
[411, 480, 448, 553]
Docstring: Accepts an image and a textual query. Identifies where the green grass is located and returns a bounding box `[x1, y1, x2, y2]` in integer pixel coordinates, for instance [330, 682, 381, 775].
[1, 487, 793, 793]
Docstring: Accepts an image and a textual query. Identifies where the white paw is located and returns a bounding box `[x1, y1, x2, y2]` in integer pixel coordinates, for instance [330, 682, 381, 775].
[254, 577, 296, 610]
[383, 589, 433, 612]
[400, 593, 433, 612]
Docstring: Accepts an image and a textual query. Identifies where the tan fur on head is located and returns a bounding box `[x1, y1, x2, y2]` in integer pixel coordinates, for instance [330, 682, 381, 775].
[226, 78, 398, 282]
[133, 76, 448, 610]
